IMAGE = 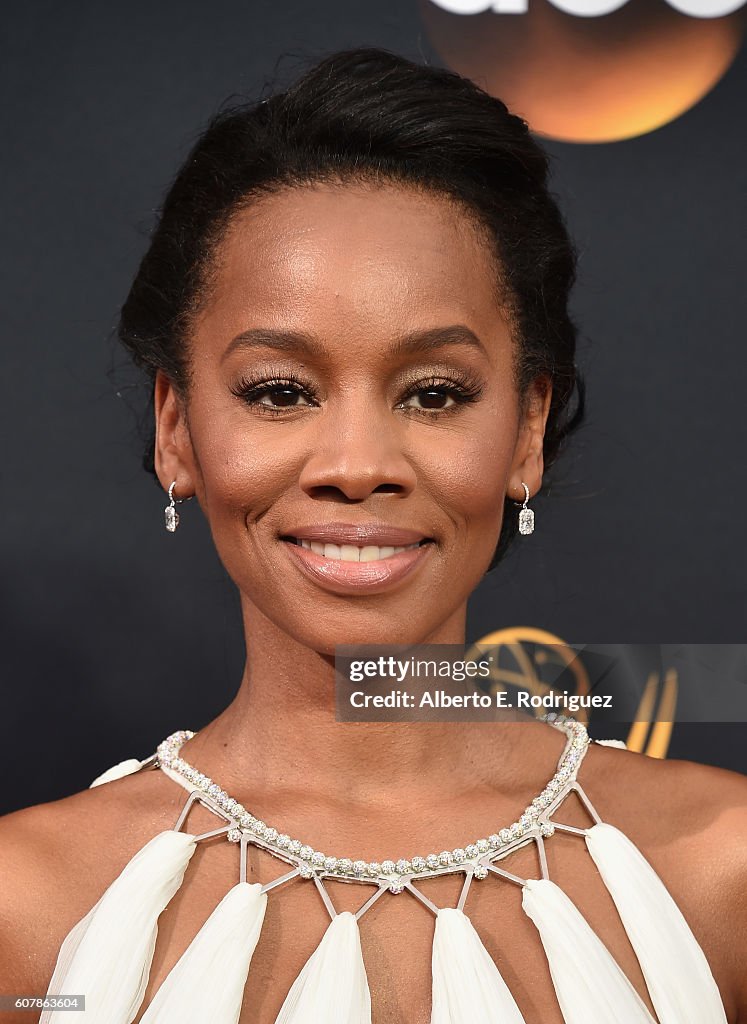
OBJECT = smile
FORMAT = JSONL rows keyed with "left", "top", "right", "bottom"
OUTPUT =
{"left": 286, "top": 538, "right": 426, "bottom": 561}
{"left": 279, "top": 528, "right": 435, "bottom": 594}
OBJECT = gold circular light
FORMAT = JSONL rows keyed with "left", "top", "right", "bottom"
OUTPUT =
{"left": 419, "top": 0, "right": 745, "bottom": 142}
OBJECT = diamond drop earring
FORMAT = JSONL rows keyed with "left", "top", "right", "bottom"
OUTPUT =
{"left": 513, "top": 481, "right": 534, "bottom": 535}
{"left": 164, "top": 480, "right": 191, "bottom": 533}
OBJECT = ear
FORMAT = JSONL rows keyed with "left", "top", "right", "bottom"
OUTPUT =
{"left": 153, "top": 370, "right": 197, "bottom": 500}
{"left": 508, "top": 375, "right": 553, "bottom": 503}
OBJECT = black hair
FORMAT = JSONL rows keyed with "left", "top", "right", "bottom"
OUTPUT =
{"left": 117, "top": 45, "right": 585, "bottom": 572}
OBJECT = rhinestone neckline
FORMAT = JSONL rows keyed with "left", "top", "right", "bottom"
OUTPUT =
{"left": 156, "top": 714, "right": 589, "bottom": 889}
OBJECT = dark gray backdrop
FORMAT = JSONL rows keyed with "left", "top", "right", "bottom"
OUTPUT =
{"left": 2, "top": 1, "right": 745, "bottom": 815}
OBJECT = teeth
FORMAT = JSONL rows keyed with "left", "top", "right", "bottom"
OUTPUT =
{"left": 297, "top": 540, "right": 422, "bottom": 561}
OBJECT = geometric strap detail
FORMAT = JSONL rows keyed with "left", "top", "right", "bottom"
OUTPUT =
{"left": 167, "top": 774, "right": 607, "bottom": 922}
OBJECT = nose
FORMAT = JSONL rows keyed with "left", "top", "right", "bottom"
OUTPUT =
{"left": 297, "top": 403, "right": 418, "bottom": 503}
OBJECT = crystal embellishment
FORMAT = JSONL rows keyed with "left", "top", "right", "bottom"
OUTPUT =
{"left": 155, "top": 715, "right": 589, "bottom": 888}
{"left": 164, "top": 505, "right": 179, "bottom": 532}
{"left": 518, "top": 507, "right": 534, "bottom": 535}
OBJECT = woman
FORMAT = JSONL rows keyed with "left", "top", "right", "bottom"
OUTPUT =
{"left": 1, "top": 46, "right": 745, "bottom": 1024}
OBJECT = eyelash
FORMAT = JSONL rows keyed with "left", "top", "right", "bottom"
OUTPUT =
{"left": 230, "top": 369, "right": 484, "bottom": 418}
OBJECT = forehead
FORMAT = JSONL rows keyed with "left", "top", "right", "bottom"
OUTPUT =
{"left": 198, "top": 181, "right": 508, "bottom": 344}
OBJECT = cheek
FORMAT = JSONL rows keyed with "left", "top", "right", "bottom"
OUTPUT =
{"left": 414, "top": 407, "right": 518, "bottom": 537}
{"left": 188, "top": 417, "right": 296, "bottom": 600}
{"left": 199, "top": 436, "right": 286, "bottom": 508}
{"left": 186, "top": 392, "right": 297, "bottom": 532}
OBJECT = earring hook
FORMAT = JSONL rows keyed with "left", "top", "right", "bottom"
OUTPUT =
{"left": 512, "top": 481, "right": 530, "bottom": 508}
{"left": 513, "top": 481, "right": 534, "bottom": 535}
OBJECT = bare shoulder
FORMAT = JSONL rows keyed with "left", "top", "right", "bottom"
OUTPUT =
{"left": 581, "top": 741, "right": 747, "bottom": 1021}
{"left": 581, "top": 740, "right": 747, "bottom": 842}
{"left": 0, "top": 768, "right": 183, "bottom": 997}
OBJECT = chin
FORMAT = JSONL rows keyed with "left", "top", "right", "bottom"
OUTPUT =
{"left": 304, "top": 620, "right": 437, "bottom": 655}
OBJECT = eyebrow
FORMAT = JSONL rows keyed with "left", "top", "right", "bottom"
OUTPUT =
{"left": 221, "top": 324, "right": 488, "bottom": 364}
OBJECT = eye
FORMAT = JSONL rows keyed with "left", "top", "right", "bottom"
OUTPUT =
{"left": 231, "top": 374, "right": 318, "bottom": 415}
{"left": 402, "top": 387, "right": 457, "bottom": 411}
{"left": 398, "top": 375, "right": 483, "bottom": 416}
{"left": 255, "top": 384, "right": 313, "bottom": 410}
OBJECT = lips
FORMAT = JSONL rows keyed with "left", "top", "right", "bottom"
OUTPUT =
{"left": 278, "top": 522, "right": 435, "bottom": 594}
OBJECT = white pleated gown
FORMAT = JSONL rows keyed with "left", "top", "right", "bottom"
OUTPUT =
{"left": 37, "top": 736, "right": 728, "bottom": 1024}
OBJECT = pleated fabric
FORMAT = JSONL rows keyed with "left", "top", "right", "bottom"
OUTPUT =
{"left": 430, "top": 906, "right": 527, "bottom": 1023}
{"left": 36, "top": 740, "right": 727, "bottom": 1024}
{"left": 138, "top": 881, "right": 267, "bottom": 1023}
{"left": 273, "top": 910, "right": 372, "bottom": 1023}
{"left": 40, "top": 830, "right": 197, "bottom": 1024}
{"left": 89, "top": 758, "right": 148, "bottom": 787}
{"left": 521, "top": 877, "right": 657, "bottom": 1023}
{"left": 586, "top": 822, "right": 727, "bottom": 1024}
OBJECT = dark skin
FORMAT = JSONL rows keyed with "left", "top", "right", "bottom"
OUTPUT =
{"left": 1, "top": 182, "right": 746, "bottom": 1024}
{"left": 153, "top": 180, "right": 551, "bottom": 809}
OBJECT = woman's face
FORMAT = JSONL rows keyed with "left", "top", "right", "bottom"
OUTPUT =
{"left": 155, "top": 181, "right": 550, "bottom": 651}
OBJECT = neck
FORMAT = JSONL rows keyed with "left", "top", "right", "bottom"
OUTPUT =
{"left": 177, "top": 599, "right": 564, "bottom": 816}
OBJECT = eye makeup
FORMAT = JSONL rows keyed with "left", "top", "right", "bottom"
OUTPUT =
{"left": 229, "top": 362, "right": 486, "bottom": 418}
